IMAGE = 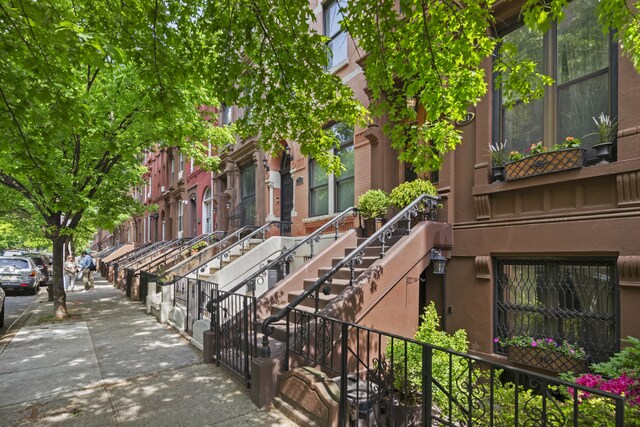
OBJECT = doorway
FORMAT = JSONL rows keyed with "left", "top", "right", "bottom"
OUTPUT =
{"left": 280, "top": 149, "right": 293, "bottom": 235}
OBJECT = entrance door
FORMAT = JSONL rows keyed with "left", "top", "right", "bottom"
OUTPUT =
{"left": 280, "top": 152, "right": 293, "bottom": 235}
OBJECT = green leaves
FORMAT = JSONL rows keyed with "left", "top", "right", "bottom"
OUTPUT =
{"left": 345, "top": 0, "right": 498, "bottom": 172}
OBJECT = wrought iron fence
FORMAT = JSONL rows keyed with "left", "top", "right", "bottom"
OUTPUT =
{"left": 285, "top": 308, "right": 626, "bottom": 427}
{"left": 172, "top": 276, "right": 218, "bottom": 334}
{"left": 125, "top": 268, "right": 134, "bottom": 297}
{"left": 495, "top": 258, "right": 618, "bottom": 363}
{"left": 174, "top": 275, "right": 189, "bottom": 308}
{"left": 208, "top": 287, "right": 257, "bottom": 387}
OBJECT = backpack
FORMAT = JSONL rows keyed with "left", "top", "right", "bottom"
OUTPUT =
{"left": 88, "top": 257, "right": 96, "bottom": 271}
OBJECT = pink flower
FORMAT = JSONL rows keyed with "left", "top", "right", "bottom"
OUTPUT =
{"left": 531, "top": 341, "right": 538, "bottom": 347}
{"left": 493, "top": 337, "right": 500, "bottom": 343}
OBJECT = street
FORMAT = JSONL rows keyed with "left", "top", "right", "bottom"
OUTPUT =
{"left": 0, "top": 287, "right": 41, "bottom": 337}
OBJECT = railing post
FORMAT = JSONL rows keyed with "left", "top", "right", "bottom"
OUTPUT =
{"left": 197, "top": 279, "right": 202, "bottom": 320}
{"left": 338, "top": 322, "right": 349, "bottom": 427}
{"left": 186, "top": 279, "right": 190, "bottom": 333}
{"left": 215, "top": 288, "right": 221, "bottom": 367}
{"left": 243, "top": 296, "right": 250, "bottom": 388}
{"left": 615, "top": 397, "right": 625, "bottom": 427}
{"left": 422, "top": 345, "right": 433, "bottom": 427}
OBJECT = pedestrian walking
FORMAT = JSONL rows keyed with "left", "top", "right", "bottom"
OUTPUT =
{"left": 63, "top": 255, "right": 77, "bottom": 292}
{"left": 79, "top": 250, "right": 95, "bottom": 291}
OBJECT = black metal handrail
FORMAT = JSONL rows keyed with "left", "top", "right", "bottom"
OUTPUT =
{"left": 96, "top": 243, "right": 124, "bottom": 258}
{"left": 125, "top": 238, "right": 188, "bottom": 270}
{"left": 186, "top": 221, "right": 291, "bottom": 279}
{"left": 217, "top": 206, "right": 358, "bottom": 301}
{"left": 112, "top": 242, "right": 157, "bottom": 264}
{"left": 120, "top": 239, "right": 180, "bottom": 269}
{"left": 260, "top": 193, "right": 439, "bottom": 357}
{"left": 157, "top": 225, "right": 258, "bottom": 281}
{"left": 136, "top": 231, "right": 226, "bottom": 274}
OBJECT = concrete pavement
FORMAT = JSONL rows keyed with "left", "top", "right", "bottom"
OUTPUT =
{"left": 0, "top": 274, "right": 296, "bottom": 426}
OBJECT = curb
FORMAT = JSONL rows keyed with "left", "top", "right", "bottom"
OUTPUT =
{"left": 0, "top": 288, "right": 48, "bottom": 356}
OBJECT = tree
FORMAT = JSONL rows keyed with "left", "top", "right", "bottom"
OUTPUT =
{"left": 1, "top": 0, "right": 637, "bottom": 318}
{"left": 0, "top": 0, "right": 363, "bottom": 318}
{"left": 343, "top": 0, "right": 640, "bottom": 172}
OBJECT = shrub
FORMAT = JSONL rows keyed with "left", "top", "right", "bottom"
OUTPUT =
{"left": 357, "top": 189, "right": 389, "bottom": 220}
{"left": 385, "top": 302, "right": 468, "bottom": 410}
{"left": 388, "top": 179, "right": 438, "bottom": 211}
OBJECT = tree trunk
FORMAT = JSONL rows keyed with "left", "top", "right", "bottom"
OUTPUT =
{"left": 51, "top": 235, "right": 69, "bottom": 319}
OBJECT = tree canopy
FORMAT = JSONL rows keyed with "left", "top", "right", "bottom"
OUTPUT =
{"left": 1, "top": 0, "right": 638, "bottom": 317}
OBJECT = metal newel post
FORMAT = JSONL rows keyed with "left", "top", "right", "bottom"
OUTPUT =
{"left": 422, "top": 346, "right": 433, "bottom": 427}
{"left": 338, "top": 322, "right": 349, "bottom": 427}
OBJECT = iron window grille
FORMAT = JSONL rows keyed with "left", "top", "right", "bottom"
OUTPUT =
{"left": 495, "top": 257, "right": 618, "bottom": 363}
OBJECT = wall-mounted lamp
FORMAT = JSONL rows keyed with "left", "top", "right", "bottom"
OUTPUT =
{"left": 406, "top": 96, "right": 417, "bottom": 110}
{"left": 225, "top": 202, "right": 231, "bottom": 209}
{"left": 430, "top": 248, "right": 447, "bottom": 275}
{"left": 262, "top": 158, "right": 269, "bottom": 171}
{"left": 285, "top": 146, "right": 292, "bottom": 161}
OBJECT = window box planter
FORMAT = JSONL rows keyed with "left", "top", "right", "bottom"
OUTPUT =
{"left": 504, "top": 148, "right": 587, "bottom": 181}
{"left": 507, "top": 346, "right": 588, "bottom": 374}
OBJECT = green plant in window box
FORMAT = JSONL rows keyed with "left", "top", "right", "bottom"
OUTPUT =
{"left": 527, "top": 141, "right": 547, "bottom": 155}
{"left": 551, "top": 136, "right": 582, "bottom": 151}
{"left": 508, "top": 151, "right": 525, "bottom": 162}
{"left": 497, "top": 335, "right": 588, "bottom": 373}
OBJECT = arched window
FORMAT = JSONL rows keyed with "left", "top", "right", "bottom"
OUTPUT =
{"left": 203, "top": 187, "right": 213, "bottom": 233}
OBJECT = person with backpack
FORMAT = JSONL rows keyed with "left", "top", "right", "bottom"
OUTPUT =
{"left": 79, "top": 250, "right": 95, "bottom": 291}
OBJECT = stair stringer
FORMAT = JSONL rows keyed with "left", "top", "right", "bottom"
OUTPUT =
{"left": 320, "top": 221, "right": 453, "bottom": 340}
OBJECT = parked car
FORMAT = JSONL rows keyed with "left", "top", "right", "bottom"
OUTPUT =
{"left": 0, "top": 287, "right": 5, "bottom": 328}
{"left": 0, "top": 256, "right": 41, "bottom": 295}
{"left": 23, "top": 253, "right": 51, "bottom": 286}
{"left": 2, "top": 250, "right": 24, "bottom": 256}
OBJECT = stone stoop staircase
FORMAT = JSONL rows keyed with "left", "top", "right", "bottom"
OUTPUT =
{"left": 189, "top": 238, "right": 263, "bottom": 282}
{"left": 255, "top": 231, "right": 405, "bottom": 356}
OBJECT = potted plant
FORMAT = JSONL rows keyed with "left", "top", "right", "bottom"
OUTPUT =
{"left": 489, "top": 140, "right": 507, "bottom": 182}
{"left": 388, "top": 179, "right": 438, "bottom": 228}
{"left": 191, "top": 240, "right": 207, "bottom": 253}
{"left": 357, "top": 189, "right": 389, "bottom": 236}
{"left": 590, "top": 113, "right": 617, "bottom": 164}
{"left": 496, "top": 335, "right": 588, "bottom": 374}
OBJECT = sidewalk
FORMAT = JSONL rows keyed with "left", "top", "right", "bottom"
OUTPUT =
{"left": 0, "top": 274, "right": 296, "bottom": 426}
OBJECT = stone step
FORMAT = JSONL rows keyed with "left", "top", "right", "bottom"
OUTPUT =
{"left": 287, "top": 289, "right": 336, "bottom": 310}
{"left": 331, "top": 255, "right": 378, "bottom": 269}
{"left": 317, "top": 266, "right": 366, "bottom": 280}
{"left": 302, "top": 278, "right": 350, "bottom": 293}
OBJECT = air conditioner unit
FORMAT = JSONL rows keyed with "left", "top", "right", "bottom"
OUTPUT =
{"left": 178, "top": 170, "right": 183, "bottom": 180}
{"left": 160, "top": 186, "right": 166, "bottom": 192}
